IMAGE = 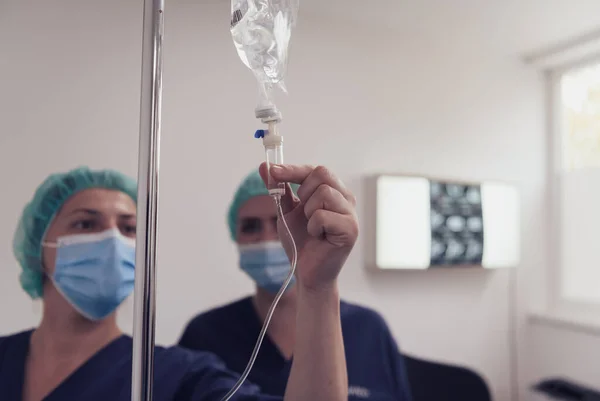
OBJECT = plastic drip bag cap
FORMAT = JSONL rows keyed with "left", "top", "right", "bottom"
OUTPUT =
{"left": 254, "top": 130, "right": 266, "bottom": 139}
{"left": 255, "top": 106, "right": 282, "bottom": 122}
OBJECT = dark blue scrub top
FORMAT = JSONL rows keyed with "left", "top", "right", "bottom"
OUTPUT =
{"left": 179, "top": 298, "right": 413, "bottom": 401}
{"left": 0, "top": 329, "right": 280, "bottom": 401}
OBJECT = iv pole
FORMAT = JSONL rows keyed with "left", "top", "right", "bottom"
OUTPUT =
{"left": 132, "top": 0, "right": 164, "bottom": 400}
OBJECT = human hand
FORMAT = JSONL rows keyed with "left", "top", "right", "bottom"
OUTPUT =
{"left": 258, "top": 163, "right": 359, "bottom": 292}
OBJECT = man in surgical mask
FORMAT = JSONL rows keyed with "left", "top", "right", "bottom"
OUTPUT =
{"left": 179, "top": 170, "right": 413, "bottom": 401}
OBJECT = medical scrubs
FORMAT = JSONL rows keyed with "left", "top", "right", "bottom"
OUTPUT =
{"left": 179, "top": 298, "right": 413, "bottom": 401}
{"left": 0, "top": 329, "right": 280, "bottom": 401}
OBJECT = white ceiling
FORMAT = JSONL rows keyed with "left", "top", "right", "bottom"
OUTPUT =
{"left": 300, "top": 0, "right": 600, "bottom": 56}
{"left": 120, "top": 0, "right": 600, "bottom": 57}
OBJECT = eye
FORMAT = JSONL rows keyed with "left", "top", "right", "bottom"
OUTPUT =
{"left": 240, "top": 218, "right": 262, "bottom": 234}
{"left": 122, "top": 224, "right": 137, "bottom": 236}
{"left": 71, "top": 219, "right": 96, "bottom": 231}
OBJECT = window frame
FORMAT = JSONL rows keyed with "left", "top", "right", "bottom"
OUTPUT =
{"left": 548, "top": 55, "right": 600, "bottom": 324}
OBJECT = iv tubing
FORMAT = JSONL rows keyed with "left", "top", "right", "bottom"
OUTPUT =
{"left": 220, "top": 195, "right": 298, "bottom": 401}
{"left": 131, "top": 0, "right": 164, "bottom": 400}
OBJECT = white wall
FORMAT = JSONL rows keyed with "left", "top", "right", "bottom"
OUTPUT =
{"left": 0, "top": 0, "right": 143, "bottom": 330}
{"left": 0, "top": 1, "right": 552, "bottom": 400}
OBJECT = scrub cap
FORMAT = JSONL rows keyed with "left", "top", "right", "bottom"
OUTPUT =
{"left": 227, "top": 170, "right": 299, "bottom": 240}
{"left": 13, "top": 166, "right": 138, "bottom": 299}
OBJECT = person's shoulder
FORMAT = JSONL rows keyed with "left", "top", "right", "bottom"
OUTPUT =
{"left": 341, "top": 300, "right": 388, "bottom": 323}
{"left": 154, "top": 344, "right": 281, "bottom": 400}
{"left": 178, "top": 296, "right": 253, "bottom": 349}
{"left": 0, "top": 329, "right": 33, "bottom": 347}
{"left": 340, "top": 300, "right": 393, "bottom": 333}
{"left": 153, "top": 341, "right": 238, "bottom": 387}
{"left": 155, "top": 342, "right": 225, "bottom": 368}
{"left": 186, "top": 296, "right": 252, "bottom": 328}
{"left": 0, "top": 329, "right": 34, "bottom": 361}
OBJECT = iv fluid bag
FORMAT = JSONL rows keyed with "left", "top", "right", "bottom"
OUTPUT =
{"left": 230, "top": 0, "right": 299, "bottom": 111}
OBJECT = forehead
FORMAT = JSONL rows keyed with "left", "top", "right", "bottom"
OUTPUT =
{"left": 237, "top": 195, "right": 275, "bottom": 219}
{"left": 58, "top": 188, "right": 136, "bottom": 217}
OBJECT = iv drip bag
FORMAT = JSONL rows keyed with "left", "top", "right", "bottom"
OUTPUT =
{"left": 230, "top": 0, "right": 299, "bottom": 116}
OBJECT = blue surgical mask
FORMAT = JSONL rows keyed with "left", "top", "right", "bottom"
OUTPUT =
{"left": 239, "top": 241, "right": 295, "bottom": 294}
{"left": 43, "top": 228, "right": 135, "bottom": 321}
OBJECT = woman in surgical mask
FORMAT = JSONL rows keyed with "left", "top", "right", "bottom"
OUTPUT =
{"left": 0, "top": 163, "right": 358, "bottom": 401}
{"left": 178, "top": 170, "right": 413, "bottom": 401}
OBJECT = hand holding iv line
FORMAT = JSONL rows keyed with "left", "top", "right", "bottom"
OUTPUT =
{"left": 220, "top": 161, "right": 359, "bottom": 401}
{"left": 224, "top": 1, "right": 300, "bottom": 398}
{"left": 226, "top": 0, "right": 361, "bottom": 388}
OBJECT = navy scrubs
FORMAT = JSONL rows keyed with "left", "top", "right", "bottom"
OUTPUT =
{"left": 0, "top": 329, "right": 280, "bottom": 401}
{"left": 179, "top": 298, "right": 413, "bottom": 401}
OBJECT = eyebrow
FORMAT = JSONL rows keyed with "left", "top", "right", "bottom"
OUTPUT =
{"left": 67, "top": 209, "right": 136, "bottom": 219}
{"left": 68, "top": 208, "right": 100, "bottom": 216}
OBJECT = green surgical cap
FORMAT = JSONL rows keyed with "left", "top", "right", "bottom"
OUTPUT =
{"left": 13, "top": 166, "right": 138, "bottom": 299}
{"left": 227, "top": 170, "right": 299, "bottom": 240}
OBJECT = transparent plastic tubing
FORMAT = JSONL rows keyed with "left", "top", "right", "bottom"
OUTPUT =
{"left": 131, "top": 0, "right": 164, "bottom": 400}
{"left": 219, "top": 196, "right": 298, "bottom": 401}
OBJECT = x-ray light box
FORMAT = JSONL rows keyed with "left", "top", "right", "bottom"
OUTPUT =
{"left": 374, "top": 175, "right": 520, "bottom": 270}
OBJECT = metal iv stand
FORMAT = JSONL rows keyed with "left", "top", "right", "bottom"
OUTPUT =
{"left": 132, "top": 0, "right": 164, "bottom": 400}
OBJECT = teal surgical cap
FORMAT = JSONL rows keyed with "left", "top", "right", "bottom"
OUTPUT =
{"left": 13, "top": 166, "right": 138, "bottom": 299}
{"left": 227, "top": 170, "right": 299, "bottom": 240}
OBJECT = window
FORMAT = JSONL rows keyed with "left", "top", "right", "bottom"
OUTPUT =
{"left": 552, "top": 59, "right": 600, "bottom": 313}
{"left": 561, "top": 63, "right": 600, "bottom": 171}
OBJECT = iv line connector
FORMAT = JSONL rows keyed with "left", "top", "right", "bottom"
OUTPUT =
{"left": 260, "top": 121, "right": 285, "bottom": 196}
